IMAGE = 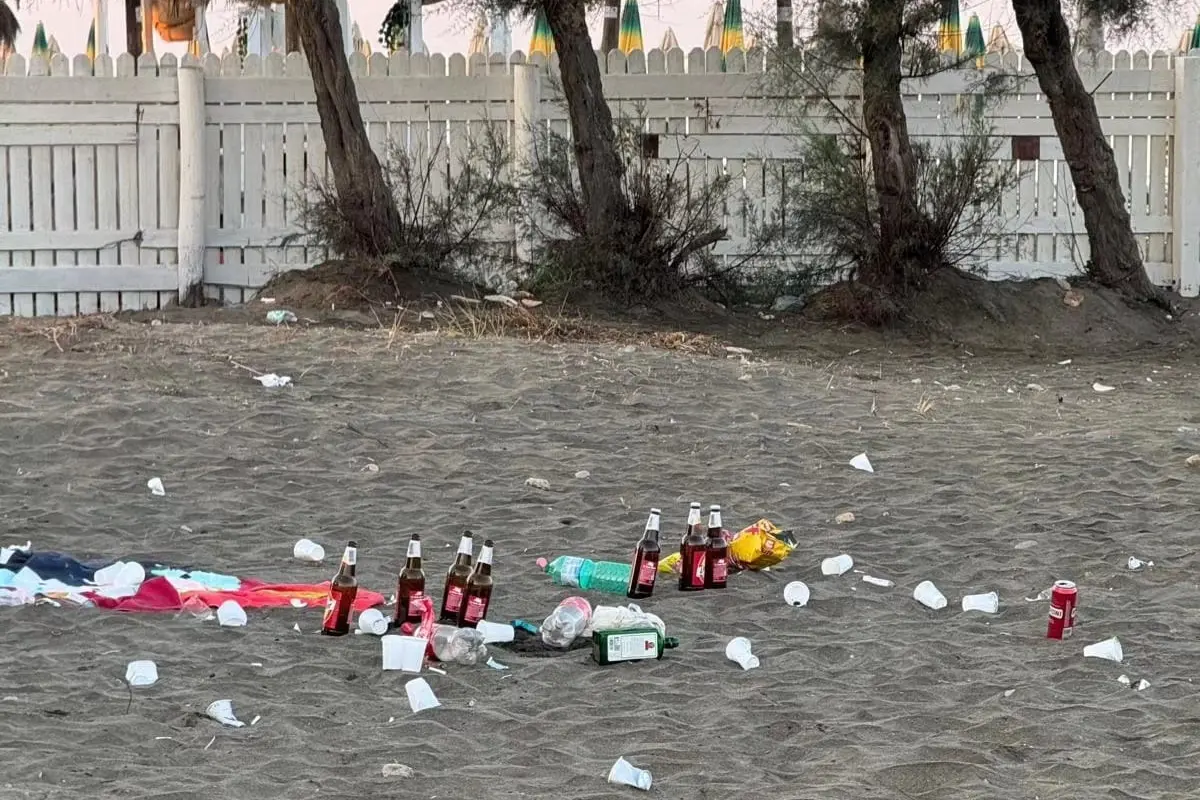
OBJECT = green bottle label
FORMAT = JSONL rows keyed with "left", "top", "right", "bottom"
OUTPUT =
{"left": 591, "top": 628, "right": 664, "bottom": 665}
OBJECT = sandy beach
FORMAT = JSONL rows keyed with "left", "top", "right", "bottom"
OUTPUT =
{"left": 1, "top": 317, "right": 1198, "bottom": 799}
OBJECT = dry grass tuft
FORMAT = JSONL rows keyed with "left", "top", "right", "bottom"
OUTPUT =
{"left": 1, "top": 314, "right": 118, "bottom": 352}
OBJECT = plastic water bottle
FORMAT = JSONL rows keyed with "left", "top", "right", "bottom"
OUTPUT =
{"left": 543, "top": 556, "right": 632, "bottom": 595}
{"left": 540, "top": 596, "right": 593, "bottom": 648}
{"left": 431, "top": 624, "right": 488, "bottom": 665}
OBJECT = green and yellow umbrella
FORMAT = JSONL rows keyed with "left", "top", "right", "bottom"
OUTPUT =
{"left": 938, "top": 0, "right": 961, "bottom": 56}
{"left": 964, "top": 13, "right": 985, "bottom": 67}
{"left": 31, "top": 21, "right": 50, "bottom": 60}
{"left": 529, "top": 8, "right": 554, "bottom": 58}
{"left": 1190, "top": 14, "right": 1200, "bottom": 52}
{"left": 87, "top": 21, "right": 97, "bottom": 63}
{"left": 618, "top": 0, "right": 643, "bottom": 54}
{"left": 720, "top": 0, "right": 743, "bottom": 54}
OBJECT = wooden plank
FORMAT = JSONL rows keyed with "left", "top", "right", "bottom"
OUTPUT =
{"left": 243, "top": 118, "right": 266, "bottom": 293}
{"left": 0, "top": 104, "right": 176, "bottom": 126}
{"left": 52, "top": 130, "right": 78, "bottom": 316}
{"left": 1146, "top": 134, "right": 1168, "bottom": 270}
{"left": 263, "top": 117, "right": 287, "bottom": 278}
{"left": 0, "top": 124, "right": 139, "bottom": 147}
{"left": 221, "top": 118, "right": 245, "bottom": 292}
{"left": 205, "top": 100, "right": 512, "bottom": 126}
{"left": 0, "top": 265, "right": 177, "bottom": 294}
{"left": 74, "top": 139, "right": 100, "bottom": 315}
{"left": 95, "top": 140, "right": 121, "bottom": 313}
{"left": 0, "top": 77, "right": 178, "bottom": 103}
{"left": 137, "top": 106, "right": 161, "bottom": 310}
{"left": 204, "top": 75, "right": 514, "bottom": 105}
{"left": 282, "top": 119, "right": 307, "bottom": 270}
{"left": 29, "top": 127, "right": 55, "bottom": 315}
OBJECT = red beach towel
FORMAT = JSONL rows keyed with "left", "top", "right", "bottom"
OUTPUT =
{"left": 87, "top": 577, "right": 385, "bottom": 613}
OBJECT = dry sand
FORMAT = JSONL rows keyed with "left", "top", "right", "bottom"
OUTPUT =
{"left": 1, "top": 318, "right": 1198, "bottom": 799}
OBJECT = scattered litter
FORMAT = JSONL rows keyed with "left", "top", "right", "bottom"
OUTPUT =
{"left": 382, "top": 635, "right": 427, "bottom": 672}
{"left": 834, "top": 512, "right": 856, "bottom": 524}
{"left": 961, "top": 591, "right": 999, "bottom": 614}
{"left": 608, "top": 757, "right": 653, "bottom": 791}
{"left": 725, "top": 637, "right": 759, "bottom": 671}
{"left": 520, "top": 298, "right": 543, "bottom": 308}
{"left": 821, "top": 554, "right": 853, "bottom": 576}
{"left": 1127, "top": 556, "right": 1153, "bottom": 570}
{"left": 1058, "top": 359, "right": 1073, "bottom": 365}
{"left": 382, "top": 763, "right": 415, "bottom": 779}
{"left": 1025, "top": 586, "right": 1052, "bottom": 602}
{"left": 266, "top": 310, "right": 297, "bottom": 324}
{"left": 253, "top": 373, "right": 292, "bottom": 388}
{"left": 1118, "top": 674, "right": 1131, "bottom": 687}
{"left": 849, "top": 453, "right": 874, "bottom": 473}
{"left": 1004, "top": 689, "right": 1016, "bottom": 697}
{"left": 293, "top": 623, "right": 302, "bottom": 633}
{"left": 290, "top": 598, "right": 306, "bottom": 608}
{"left": 1025, "top": 383, "right": 1046, "bottom": 392}
{"left": 450, "top": 294, "right": 481, "bottom": 305}
{"left": 861, "top": 575, "right": 894, "bottom": 588}
{"left": 405, "top": 678, "right": 441, "bottom": 713}
{"left": 913, "top": 580, "right": 948, "bottom": 610}
{"left": 426, "top": 666, "right": 447, "bottom": 676}
{"left": 486, "top": 657, "right": 509, "bottom": 671}
{"left": 357, "top": 608, "right": 388, "bottom": 636}
{"left": 147, "top": 478, "right": 166, "bottom": 497}
{"left": 249, "top": 715, "right": 261, "bottom": 726}
{"left": 1063, "top": 290, "right": 1083, "bottom": 308}
{"left": 206, "top": 699, "right": 245, "bottom": 727}
{"left": 361, "top": 463, "right": 379, "bottom": 473}
{"left": 1013, "top": 540, "right": 1038, "bottom": 550}
{"left": 1136, "top": 679, "right": 1151, "bottom": 691}
{"left": 1187, "top": 454, "right": 1200, "bottom": 468}
{"left": 217, "top": 600, "right": 247, "bottom": 627}
{"left": 477, "top": 620, "right": 515, "bottom": 643}
{"left": 1092, "top": 382, "right": 1115, "bottom": 393}
{"left": 293, "top": 538, "right": 325, "bottom": 562}
{"left": 574, "top": 470, "right": 591, "bottom": 479}
{"left": 1083, "top": 636, "right": 1123, "bottom": 663}
{"left": 0, "top": 541, "right": 31, "bottom": 566}
{"left": 724, "top": 346, "right": 753, "bottom": 355}
{"left": 783, "top": 581, "right": 810, "bottom": 607}
{"left": 525, "top": 477, "right": 551, "bottom": 490}
{"left": 419, "top": 310, "right": 436, "bottom": 321}
{"left": 483, "top": 294, "right": 519, "bottom": 308}
{"left": 180, "top": 596, "right": 214, "bottom": 620}
{"left": 125, "top": 660, "right": 158, "bottom": 687}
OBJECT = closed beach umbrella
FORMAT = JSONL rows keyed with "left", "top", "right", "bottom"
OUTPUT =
{"left": 87, "top": 21, "right": 97, "bottom": 63}
{"left": 660, "top": 27, "right": 679, "bottom": 51}
{"left": 31, "top": 21, "right": 49, "bottom": 59}
{"left": 529, "top": 7, "right": 554, "bottom": 58}
{"left": 720, "top": 0, "right": 744, "bottom": 54}
{"left": 352, "top": 21, "right": 371, "bottom": 57}
{"left": 964, "top": 13, "right": 985, "bottom": 66}
{"left": 703, "top": 1, "right": 723, "bottom": 51}
{"left": 468, "top": 15, "right": 486, "bottom": 56}
{"left": 938, "top": 0, "right": 961, "bottom": 56}
{"left": 0, "top": 2, "right": 18, "bottom": 57}
{"left": 618, "top": 0, "right": 643, "bottom": 55}
{"left": 986, "top": 23, "right": 1013, "bottom": 55}
{"left": 1191, "top": 14, "right": 1200, "bottom": 52}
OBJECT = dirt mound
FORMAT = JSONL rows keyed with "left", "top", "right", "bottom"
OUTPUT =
{"left": 256, "top": 260, "right": 484, "bottom": 312}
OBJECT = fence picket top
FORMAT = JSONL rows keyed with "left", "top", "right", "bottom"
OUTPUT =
{"left": 264, "top": 52, "right": 285, "bottom": 77}
{"left": 369, "top": 52, "right": 390, "bottom": 76}
{"left": 285, "top": 51, "right": 309, "bottom": 76}
{"left": 137, "top": 52, "right": 158, "bottom": 76}
{"left": 348, "top": 51, "right": 367, "bottom": 77}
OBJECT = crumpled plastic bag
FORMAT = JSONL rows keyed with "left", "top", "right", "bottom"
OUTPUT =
{"left": 659, "top": 518, "right": 795, "bottom": 574}
{"left": 591, "top": 603, "right": 666, "bottom": 637}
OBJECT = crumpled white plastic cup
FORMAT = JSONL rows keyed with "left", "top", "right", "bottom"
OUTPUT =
{"left": 405, "top": 678, "right": 441, "bottom": 713}
{"left": 821, "top": 554, "right": 853, "bottom": 576}
{"left": 608, "top": 757, "right": 653, "bottom": 791}
{"left": 293, "top": 538, "right": 325, "bottom": 562}
{"left": 913, "top": 580, "right": 948, "bottom": 610}
{"left": 725, "top": 637, "right": 760, "bottom": 671}
{"left": 475, "top": 619, "right": 515, "bottom": 643}
{"left": 783, "top": 581, "right": 810, "bottom": 607}
{"left": 357, "top": 608, "right": 388, "bottom": 636}
{"left": 206, "top": 699, "right": 245, "bottom": 727}
{"left": 1083, "top": 636, "right": 1123, "bottom": 663}
{"left": 125, "top": 660, "right": 158, "bottom": 687}
{"left": 217, "top": 600, "right": 248, "bottom": 627}
{"left": 961, "top": 591, "right": 999, "bottom": 614}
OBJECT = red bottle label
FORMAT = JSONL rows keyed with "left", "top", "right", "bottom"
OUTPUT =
{"left": 406, "top": 591, "right": 425, "bottom": 618}
{"left": 464, "top": 595, "right": 488, "bottom": 623}
{"left": 321, "top": 596, "right": 337, "bottom": 627}
{"left": 637, "top": 560, "right": 657, "bottom": 586}
{"left": 690, "top": 552, "right": 706, "bottom": 587}
{"left": 712, "top": 558, "right": 727, "bottom": 582}
{"left": 444, "top": 586, "right": 464, "bottom": 613}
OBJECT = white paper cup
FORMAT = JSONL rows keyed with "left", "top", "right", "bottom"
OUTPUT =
{"left": 607, "top": 757, "right": 653, "bottom": 791}
{"left": 476, "top": 620, "right": 515, "bottom": 644}
{"left": 404, "top": 677, "right": 441, "bottom": 713}
{"left": 125, "top": 660, "right": 158, "bottom": 687}
{"left": 821, "top": 554, "right": 854, "bottom": 576}
{"left": 725, "top": 636, "right": 760, "bottom": 671}
{"left": 383, "top": 635, "right": 427, "bottom": 673}
{"left": 206, "top": 699, "right": 245, "bottom": 727}
{"left": 849, "top": 453, "right": 874, "bottom": 473}
{"left": 913, "top": 580, "right": 948, "bottom": 610}
{"left": 1083, "top": 636, "right": 1123, "bottom": 663}
{"left": 217, "top": 600, "right": 248, "bottom": 627}
{"left": 783, "top": 581, "right": 810, "bottom": 607}
{"left": 293, "top": 538, "right": 325, "bottom": 562}
{"left": 357, "top": 608, "right": 388, "bottom": 636}
{"left": 961, "top": 591, "right": 999, "bottom": 613}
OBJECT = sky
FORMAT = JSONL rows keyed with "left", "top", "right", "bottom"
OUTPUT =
{"left": 3, "top": 0, "right": 1197, "bottom": 62}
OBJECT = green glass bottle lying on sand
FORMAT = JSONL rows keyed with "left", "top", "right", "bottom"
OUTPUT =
{"left": 543, "top": 555, "right": 631, "bottom": 595}
{"left": 591, "top": 627, "right": 672, "bottom": 665}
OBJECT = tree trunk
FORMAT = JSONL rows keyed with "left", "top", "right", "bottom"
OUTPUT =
{"left": 541, "top": 0, "right": 629, "bottom": 237}
{"left": 289, "top": 0, "right": 403, "bottom": 256}
{"left": 1011, "top": 0, "right": 1164, "bottom": 304}
{"left": 859, "top": 0, "right": 923, "bottom": 292}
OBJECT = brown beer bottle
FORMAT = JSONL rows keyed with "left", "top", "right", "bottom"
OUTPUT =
{"left": 439, "top": 530, "right": 475, "bottom": 624}
{"left": 393, "top": 533, "right": 427, "bottom": 627}
{"left": 679, "top": 505, "right": 707, "bottom": 592}
{"left": 457, "top": 538, "right": 494, "bottom": 628}
{"left": 627, "top": 508, "right": 662, "bottom": 599}
{"left": 683, "top": 502, "right": 702, "bottom": 545}
{"left": 320, "top": 540, "right": 359, "bottom": 636}
{"left": 704, "top": 505, "right": 729, "bottom": 589}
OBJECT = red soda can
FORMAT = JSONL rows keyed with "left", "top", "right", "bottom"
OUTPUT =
{"left": 1046, "top": 580, "right": 1078, "bottom": 639}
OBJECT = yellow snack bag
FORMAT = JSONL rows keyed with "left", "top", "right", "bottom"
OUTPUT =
{"left": 728, "top": 519, "right": 796, "bottom": 571}
{"left": 658, "top": 550, "right": 682, "bottom": 575}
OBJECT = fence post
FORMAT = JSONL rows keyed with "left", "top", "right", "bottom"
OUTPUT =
{"left": 512, "top": 62, "right": 541, "bottom": 267}
{"left": 1174, "top": 55, "right": 1200, "bottom": 297}
{"left": 176, "top": 60, "right": 206, "bottom": 305}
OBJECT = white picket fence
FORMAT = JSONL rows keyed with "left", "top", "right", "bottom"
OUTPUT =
{"left": 0, "top": 47, "right": 1198, "bottom": 316}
